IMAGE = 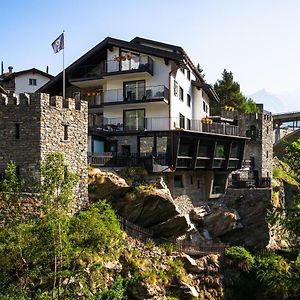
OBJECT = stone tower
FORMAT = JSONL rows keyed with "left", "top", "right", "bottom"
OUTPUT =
{"left": 237, "top": 106, "right": 273, "bottom": 186}
{"left": 0, "top": 93, "right": 88, "bottom": 207}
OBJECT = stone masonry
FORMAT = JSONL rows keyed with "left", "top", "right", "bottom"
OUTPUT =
{"left": 238, "top": 110, "right": 273, "bottom": 180}
{"left": 0, "top": 93, "right": 88, "bottom": 207}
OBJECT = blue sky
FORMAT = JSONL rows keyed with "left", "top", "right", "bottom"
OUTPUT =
{"left": 1, "top": 0, "right": 300, "bottom": 96}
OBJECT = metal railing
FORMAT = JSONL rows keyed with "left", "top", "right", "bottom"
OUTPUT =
{"left": 90, "top": 116, "right": 240, "bottom": 136}
{"left": 88, "top": 152, "right": 168, "bottom": 169}
{"left": 103, "top": 85, "right": 169, "bottom": 104}
{"left": 106, "top": 55, "right": 153, "bottom": 74}
{"left": 117, "top": 214, "right": 227, "bottom": 254}
{"left": 246, "top": 129, "right": 262, "bottom": 140}
{"left": 228, "top": 176, "right": 271, "bottom": 188}
{"left": 210, "top": 107, "right": 239, "bottom": 119}
{"left": 70, "top": 55, "right": 153, "bottom": 80}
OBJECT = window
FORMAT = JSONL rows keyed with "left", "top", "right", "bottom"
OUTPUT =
{"left": 187, "top": 70, "right": 191, "bottom": 80}
{"left": 29, "top": 78, "right": 37, "bottom": 86}
{"left": 174, "top": 175, "right": 183, "bottom": 188}
{"left": 179, "top": 87, "right": 184, "bottom": 101}
{"left": 174, "top": 81, "right": 178, "bottom": 96}
{"left": 230, "top": 143, "right": 242, "bottom": 158}
{"left": 179, "top": 113, "right": 185, "bottom": 129}
{"left": 197, "top": 142, "right": 210, "bottom": 157}
{"left": 139, "top": 137, "right": 154, "bottom": 155}
{"left": 156, "top": 136, "right": 168, "bottom": 155}
{"left": 15, "top": 123, "right": 20, "bottom": 139}
{"left": 124, "top": 109, "right": 145, "bottom": 131}
{"left": 123, "top": 80, "right": 145, "bottom": 101}
{"left": 212, "top": 173, "right": 227, "bottom": 195}
{"left": 16, "top": 166, "right": 20, "bottom": 176}
{"left": 187, "top": 94, "right": 191, "bottom": 107}
{"left": 203, "top": 101, "right": 208, "bottom": 113}
{"left": 187, "top": 118, "right": 191, "bottom": 130}
{"left": 180, "top": 67, "right": 185, "bottom": 75}
{"left": 120, "top": 50, "right": 140, "bottom": 71}
{"left": 63, "top": 125, "right": 68, "bottom": 140}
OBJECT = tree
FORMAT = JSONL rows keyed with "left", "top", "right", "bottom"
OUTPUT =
{"left": 196, "top": 63, "right": 205, "bottom": 78}
{"left": 0, "top": 161, "right": 24, "bottom": 204}
{"left": 213, "top": 69, "right": 259, "bottom": 113}
{"left": 0, "top": 152, "right": 124, "bottom": 299}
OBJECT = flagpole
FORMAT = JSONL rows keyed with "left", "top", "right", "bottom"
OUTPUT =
{"left": 62, "top": 30, "right": 65, "bottom": 99}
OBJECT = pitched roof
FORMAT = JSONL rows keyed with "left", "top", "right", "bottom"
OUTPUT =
{"left": 39, "top": 36, "right": 206, "bottom": 93}
{"left": 191, "top": 80, "right": 220, "bottom": 103}
{"left": 0, "top": 68, "right": 53, "bottom": 82}
{"left": 0, "top": 85, "right": 7, "bottom": 94}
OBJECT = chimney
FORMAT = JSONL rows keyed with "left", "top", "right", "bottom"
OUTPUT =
{"left": 1, "top": 61, "right": 3, "bottom": 75}
{"left": 8, "top": 66, "right": 13, "bottom": 73}
{"left": 46, "top": 65, "right": 49, "bottom": 74}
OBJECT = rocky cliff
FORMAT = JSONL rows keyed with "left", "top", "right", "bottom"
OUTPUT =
{"left": 89, "top": 168, "right": 273, "bottom": 249}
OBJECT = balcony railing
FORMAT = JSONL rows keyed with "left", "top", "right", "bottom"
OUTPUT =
{"left": 103, "top": 85, "right": 169, "bottom": 104}
{"left": 90, "top": 117, "right": 240, "bottom": 136}
{"left": 245, "top": 129, "right": 262, "bottom": 141}
{"left": 88, "top": 152, "right": 167, "bottom": 169}
{"left": 70, "top": 55, "right": 153, "bottom": 80}
{"left": 106, "top": 55, "right": 153, "bottom": 74}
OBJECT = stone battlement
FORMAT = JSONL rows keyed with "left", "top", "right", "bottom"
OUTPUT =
{"left": 0, "top": 93, "right": 87, "bottom": 112}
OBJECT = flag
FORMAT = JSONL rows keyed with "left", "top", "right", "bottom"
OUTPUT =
{"left": 51, "top": 33, "right": 64, "bottom": 53}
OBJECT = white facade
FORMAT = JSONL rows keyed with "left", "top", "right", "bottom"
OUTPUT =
{"left": 102, "top": 46, "right": 212, "bottom": 131}
{"left": 15, "top": 72, "right": 51, "bottom": 93}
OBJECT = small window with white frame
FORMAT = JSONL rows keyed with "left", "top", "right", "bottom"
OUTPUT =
{"left": 29, "top": 78, "right": 37, "bottom": 86}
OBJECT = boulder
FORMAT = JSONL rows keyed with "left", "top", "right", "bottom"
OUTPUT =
{"left": 204, "top": 205, "right": 239, "bottom": 237}
{"left": 89, "top": 168, "right": 181, "bottom": 229}
{"left": 180, "top": 282, "right": 199, "bottom": 299}
{"left": 189, "top": 206, "right": 208, "bottom": 225}
{"left": 88, "top": 168, "right": 129, "bottom": 200}
{"left": 150, "top": 214, "right": 191, "bottom": 239}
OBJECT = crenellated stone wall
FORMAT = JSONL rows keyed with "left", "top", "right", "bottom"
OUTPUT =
{"left": 0, "top": 92, "right": 88, "bottom": 208}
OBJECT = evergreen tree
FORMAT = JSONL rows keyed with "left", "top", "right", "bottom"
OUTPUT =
{"left": 213, "top": 69, "right": 259, "bottom": 113}
{"left": 196, "top": 63, "right": 205, "bottom": 78}
{"left": 213, "top": 69, "right": 246, "bottom": 108}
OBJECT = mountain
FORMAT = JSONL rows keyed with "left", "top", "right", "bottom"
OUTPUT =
{"left": 249, "top": 89, "right": 285, "bottom": 113}
{"left": 249, "top": 89, "right": 300, "bottom": 114}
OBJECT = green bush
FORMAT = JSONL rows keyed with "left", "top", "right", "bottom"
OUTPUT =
{"left": 225, "top": 246, "right": 255, "bottom": 271}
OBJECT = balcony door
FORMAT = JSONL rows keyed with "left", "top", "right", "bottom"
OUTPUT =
{"left": 124, "top": 109, "right": 145, "bottom": 131}
{"left": 121, "top": 50, "right": 140, "bottom": 71}
{"left": 124, "top": 80, "right": 145, "bottom": 101}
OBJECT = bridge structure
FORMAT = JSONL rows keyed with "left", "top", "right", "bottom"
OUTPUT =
{"left": 273, "top": 111, "right": 300, "bottom": 143}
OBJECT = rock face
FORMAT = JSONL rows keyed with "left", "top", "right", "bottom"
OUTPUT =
{"left": 221, "top": 188, "right": 272, "bottom": 248}
{"left": 204, "top": 204, "right": 241, "bottom": 238}
{"left": 89, "top": 169, "right": 189, "bottom": 239}
{"left": 89, "top": 168, "right": 273, "bottom": 248}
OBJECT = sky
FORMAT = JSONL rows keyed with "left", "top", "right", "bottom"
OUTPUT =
{"left": 1, "top": 0, "right": 300, "bottom": 99}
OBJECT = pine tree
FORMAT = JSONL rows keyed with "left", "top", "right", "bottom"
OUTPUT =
{"left": 197, "top": 63, "right": 205, "bottom": 78}
{"left": 213, "top": 69, "right": 245, "bottom": 108}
